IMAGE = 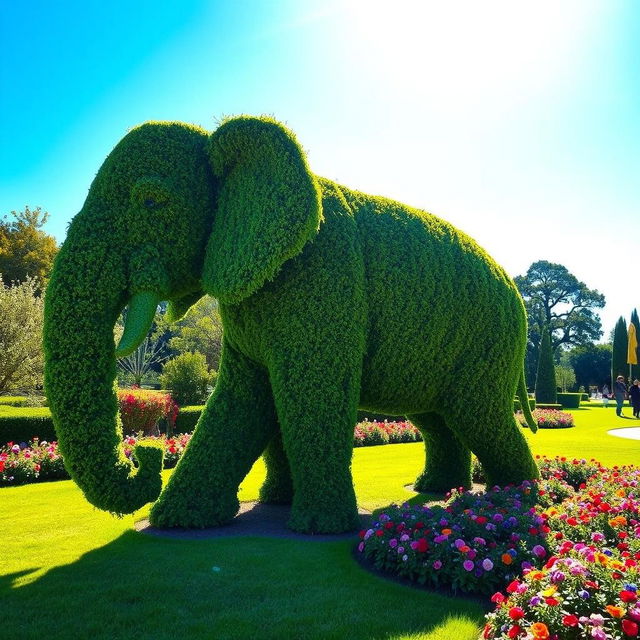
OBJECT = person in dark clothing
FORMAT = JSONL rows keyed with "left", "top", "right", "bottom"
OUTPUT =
{"left": 614, "top": 375, "right": 628, "bottom": 417}
{"left": 629, "top": 379, "right": 640, "bottom": 419}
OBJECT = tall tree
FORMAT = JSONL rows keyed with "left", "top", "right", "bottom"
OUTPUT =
{"left": 535, "top": 326, "right": 557, "bottom": 404}
{"left": 611, "top": 316, "right": 628, "bottom": 382}
{"left": 515, "top": 260, "right": 605, "bottom": 385}
{"left": 0, "top": 276, "right": 44, "bottom": 392}
{"left": 568, "top": 343, "right": 612, "bottom": 390}
{"left": 631, "top": 308, "right": 640, "bottom": 381}
{"left": 0, "top": 206, "right": 58, "bottom": 290}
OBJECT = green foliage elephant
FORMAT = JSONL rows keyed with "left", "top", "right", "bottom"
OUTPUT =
{"left": 43, "top": 115, "right": 538, "bottom": 534}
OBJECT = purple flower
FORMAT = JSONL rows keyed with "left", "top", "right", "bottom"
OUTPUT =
{"left": 528, "top": 596, "right": 542, "bottom": 606}
{"left": 389, "top": 538, "right": 398, "bottom": 548}
{"left": 463, "top": 560, "right": 474, "bottom": 571}
{"left": 482, "top": 558, "right": 494, "bottom": 571}
{"left": 550, "top": 571, "right": 565, "bottom": 583}
{"left": 532, "top": 545, "right": 546, "bottom": 558}
{"left": 433, "top": 560, "right": 442, "bottom": 570}
{"left": 578, "top": 589, "right": 590, "bottom": 599}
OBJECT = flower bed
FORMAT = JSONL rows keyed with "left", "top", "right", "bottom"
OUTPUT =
{"left": 0, "top": 420, "right": 419, "bottom": 486}
{"left": 118, "top": 388, "right": 178, "bottom": 436}
{"left": 517, "top": 409, "right": 575, "bottom": 429}
{"left": 358, "top": 459, "right": 639, "bottom": 617}
{"left": 354, "top": 420, "right": 421, "bottom": 446}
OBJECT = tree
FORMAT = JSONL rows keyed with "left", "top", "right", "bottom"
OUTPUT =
{"left": 568, "top": 343, "right": 612, "bottom": 390}
{"left": 612, "top": 316, "right": 628, "bottom": 382}
{"left": 165, "top": 296, "right": 222, "bottom": 371}
{"left": 160, "top": 352, "right": 213, "bottom": 406}
{"left": 631, "top": 308, "right": 640, "bottom": 381}
{"left": 0, "top": 207, "right": 58, "bottom": 290}
{"left": 0, "top": 276, "right": 44, "bottom": 392}
{"left": 554, "top": 364, "right": 576, "bottom": 393}
{"left": 535, "top": 327, "right": 557, "bottom": 404}
{"left": 515, "top": 261, "right": 605, "bottom": 384}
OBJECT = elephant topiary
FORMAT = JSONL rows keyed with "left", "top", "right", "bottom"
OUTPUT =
{"left": 43, "top": 115, "right": 538, "bottom": 534}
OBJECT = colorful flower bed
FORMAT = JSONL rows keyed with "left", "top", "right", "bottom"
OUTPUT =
{"left": 118, "top": 388, "right": 178, "bottom": 435}
{"left": 358, "top": 459, "right": 640, "bottom": 637}
{"left": 517, "top": 409, "right": 575, "bottom": 429}
{"left": 0, "top": 421, "right": 419, "bottom": 486}
{"left": 354, "top": 420, "right": 421, "bottom": 446}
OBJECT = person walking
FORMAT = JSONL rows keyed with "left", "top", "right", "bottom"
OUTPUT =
{"left": 602, "top": 384, "right": 610, "bottom": 408}
{"left": 629, "top": 379, "right": 640, "bottom": 419}
{"left": 613, "top": 375, "right": 628, "bottom": 417}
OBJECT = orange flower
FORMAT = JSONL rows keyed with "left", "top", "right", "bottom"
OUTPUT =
{"left": 605, "top": 605, "right": 625, "bottom": 618}
{"left": 530, "top": 622, "right": 549, "bottom": 639}
{"left": 441, "top": 528, "right": 452, "bottom": 535}
{"left": 501, "top": 553, "right": 513, "bottom": 565}
{"left": 528, "top": 571, "right": 545, "bottom": 581}
{"left": 609, "top": 516, "right": 628, "bottom": 527}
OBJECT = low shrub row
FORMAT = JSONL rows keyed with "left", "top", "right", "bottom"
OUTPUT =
{"left": 556, "top": 392, "right": 583, "bottom": 409}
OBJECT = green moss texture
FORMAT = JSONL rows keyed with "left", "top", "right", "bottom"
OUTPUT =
{"left": 44, "top": 116, "right": 538, "bottom": 533}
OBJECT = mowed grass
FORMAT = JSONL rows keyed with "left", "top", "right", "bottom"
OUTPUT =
{"left": 1, "top": 405, "right": 638, "bottom": 639}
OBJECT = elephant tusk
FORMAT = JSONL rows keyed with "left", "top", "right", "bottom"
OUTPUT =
{"left": 115, "top": 291, "right": 160, "bottom": 358}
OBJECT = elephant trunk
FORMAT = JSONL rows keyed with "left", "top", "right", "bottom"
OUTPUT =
{"left": 43, "top": 216, "right": 163, "bottom": 514}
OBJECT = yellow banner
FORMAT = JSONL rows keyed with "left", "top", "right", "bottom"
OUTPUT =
{"left": 629, "top": 323, "right": 638, "bottom": 365}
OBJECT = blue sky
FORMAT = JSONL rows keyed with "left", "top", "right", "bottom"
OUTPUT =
{"left": 1, "top": 0, "right": 638, "bottom": 337}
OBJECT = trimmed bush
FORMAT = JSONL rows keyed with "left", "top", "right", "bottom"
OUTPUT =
{"left": 535, "top": 327, "right": 557, "bottom": 404}
{"left": 0, "top": 396, "right": 29, "bottom": 407}
{"left": 160, "top": 352, "right": 212, "bottom": 406}
{"left": 174, "top": 405, "right": 204, "bottom": 433}
{"left": 0, "top": 407, "right": 55, "bottom": 444}
{"left": 556, "top": 392, "right": 582, "bottom": 409}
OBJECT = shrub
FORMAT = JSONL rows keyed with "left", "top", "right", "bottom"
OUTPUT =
{"left": 117, "top": 388, "right": 178, "bottom": 436}
{"left": 0, "top": 396, "right": 28, "bottom": 407}
{"left": 556, "top": 392, "right": 583, "bottom": 409}
{"left": 160, "top": 352, "right": 212, "bottom": 406}
{"left": 516, "top": 409, "right": 574, "bottom": 429}
{"left": 354, "top": 420, "right": 421, "bottom": 447}
{"left": 535, "top": 328, "right": 557, "bottom": 405}
{"left": 0, "top": 407, "right": 55, "bottom": 443}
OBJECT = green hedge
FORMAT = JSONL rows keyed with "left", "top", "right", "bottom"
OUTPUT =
{"left": 0, "top": 407, "right": 55, "bottom": 444}
{"left": 513, "top": 398, "right": 536, "bottom": 412}
{"left": 556, "top": 393, "right": 583, "bottom": 409}
{"left": 0, "top": 405, "right": 201, "bottom": 445}
{"left": 0, "top": 396, "right": 29, "bottom": 407}
{"left": 536, "top": 403, "right": 563, "bottom": 410}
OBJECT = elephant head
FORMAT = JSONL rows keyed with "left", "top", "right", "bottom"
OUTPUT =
{"left": 44, "top": 116, "right": 322, "bottom": 514}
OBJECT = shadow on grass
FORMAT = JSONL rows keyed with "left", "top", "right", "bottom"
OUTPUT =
{"left": 0, "top": 530, "right": 484, "bottom": 640}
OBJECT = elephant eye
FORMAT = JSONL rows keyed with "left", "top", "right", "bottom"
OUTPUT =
{"left": 144, "top": 198, "right": 160, "bottom": 209}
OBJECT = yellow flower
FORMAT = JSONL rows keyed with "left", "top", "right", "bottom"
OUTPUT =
{"left": 541, "top": 586, "right": 557, "bottom": 597}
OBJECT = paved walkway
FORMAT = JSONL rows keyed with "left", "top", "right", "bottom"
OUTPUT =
{"left": 608, "top": 427, "right": 640, "bottom": 440}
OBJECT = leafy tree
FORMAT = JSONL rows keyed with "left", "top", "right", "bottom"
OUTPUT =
{"left": 0, "top": 276, "right": 44, "bottom": 392}
{"left": 612, "top": 316, "right": 628, "bottom": 382}
{"left": 515, "top": 261, "right": 605, "bottom": 384}
{"left": 568, "top": 343, "right": 612, "bottom": 390}
{"left": 554, "top": 364, "right": 576, "bottom": 393}
{"left": 0, "top": 207, "right": 58, "bottom": 291}
{"left": 535, "top": 327, "right": 557, "bottom": 404}
{"left": 165, "top": 296, "right": 222, "bottom": 371}
{"left": 160, "top": 352, "right": 214, "bottom": 406}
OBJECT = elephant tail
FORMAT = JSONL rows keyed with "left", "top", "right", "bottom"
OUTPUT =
{"left": 517, "top": 370, "right": 538, "bottom": 433}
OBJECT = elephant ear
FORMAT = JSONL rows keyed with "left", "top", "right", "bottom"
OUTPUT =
{"left": 202, "top": 116, "right": 322, "bottom": 304}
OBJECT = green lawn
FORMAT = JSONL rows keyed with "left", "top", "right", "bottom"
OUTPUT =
{"left": 1, "top": 405, "right": 638, "bottom": 639}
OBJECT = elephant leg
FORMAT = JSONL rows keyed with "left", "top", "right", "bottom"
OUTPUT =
{"left": 259, "top": 429, "right": 294, "bottom": 504}
{"left": 149, "top": 341, "right": 278, "bottom": 528}
{"left": 269, "top": 357, "right": 362, "bottom": 534}
{"left": 445, "top": 400, "right": 539, "bottom": 489}
{"left": 408, "top": 412, "right": 472, "bottom": 493}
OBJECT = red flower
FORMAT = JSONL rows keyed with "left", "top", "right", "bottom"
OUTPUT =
{"left": 415, "top": 538, "right": 428, "bottom": 553}
{"left": 622, "top": 619, "right": 638, "bottom": 637}
{"left": 562, "top": 615, "right": 578, "bottom": 627}
{"left": 375, "top": 530, "right": 384, "bottom": 537}
{"left": 544, "top": 597, "right": 560, "bottom": 607}
{"left": 621, "top": 590, "right": 638, "bottom": 603}
{"left": 506, "top": 580, "right": 521, "bottom": 593}
{"left": 508, "top": 607, "right": 524, "bottom": 620}
{"left": 507, "top": 625, "right": 522, "bottom": 639}
{"left": 490, "top": 592, "right": 505, "bottom": 604}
